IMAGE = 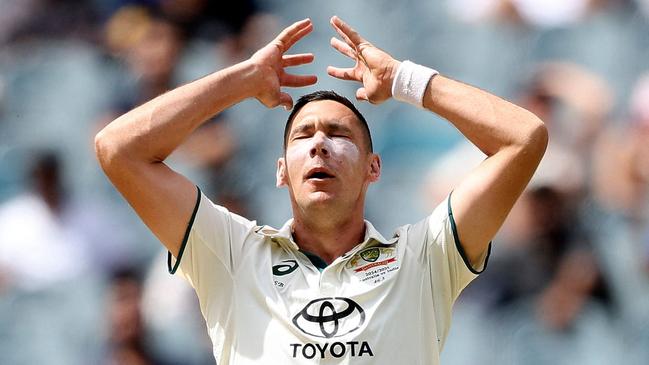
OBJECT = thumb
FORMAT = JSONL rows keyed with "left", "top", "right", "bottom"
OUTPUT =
{"left": 279, "top": 92, "right": 293, "bottom": 110}
{"left": 356, "top": 87, "right": 369, "bottom": 102}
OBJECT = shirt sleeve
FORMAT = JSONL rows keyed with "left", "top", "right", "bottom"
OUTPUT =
{"left": 425, "top": 192, "right": 491, "bottom": 302}
{"left": 407, "top": 193, "right": 491, "bottom": 348}
{"left": 166, "top": 187, "right": 256, "bottom": 299}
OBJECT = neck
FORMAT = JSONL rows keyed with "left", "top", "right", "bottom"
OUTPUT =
{"left": 291, "top": 210, "right": 366, "bottom": 264}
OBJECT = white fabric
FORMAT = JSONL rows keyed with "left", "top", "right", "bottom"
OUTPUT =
{"left": 0, "top": 194, "right": 89, "bottom": 290}
{"left": 391, "top": 60, "right": 438, "bottom": 108}
{"left": 169, "top": 191, "right": 487, "bottom": 364}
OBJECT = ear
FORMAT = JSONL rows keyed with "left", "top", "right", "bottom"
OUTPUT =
{"left": 368, "top": 153, "right": 381, "bottom": 183}
{"left": 276, "top": 157, "right": 288, "bottom": 187}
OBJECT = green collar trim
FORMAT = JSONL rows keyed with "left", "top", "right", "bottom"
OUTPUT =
{"left": 301, "top": 250, "right": 329, "bottom": 271}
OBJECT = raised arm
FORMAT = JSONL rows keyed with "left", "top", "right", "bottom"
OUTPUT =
{"left": 95, "top": 19, "right": 316, "bottom": 257}
{"left": 327, "top": 16, "right": 547, "bottom": 267}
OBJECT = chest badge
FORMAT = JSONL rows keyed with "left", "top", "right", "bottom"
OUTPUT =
{"left": 359, "top": 247, "right": 380, "bottom": 262}
{"left": 347, "top": 246, "right": 399, "bottom": 284}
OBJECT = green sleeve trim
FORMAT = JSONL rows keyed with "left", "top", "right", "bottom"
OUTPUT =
{"left": 167, "top": 186, "right": 202, "bottom": 274}
{"left": 447, "top": 191, "right": 491, "bottom": 275}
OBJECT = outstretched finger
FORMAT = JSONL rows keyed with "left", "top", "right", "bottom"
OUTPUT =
{"left": 274, "top": 18, "right": 313, "bottom": 52}
{"left": 330, "top": 16, "right": 367, "bottom": 48}
{"left": 283, "top": 22, "right": 314, "bottom": 51}
{"left": 282, "top": 53, "right": 315, "bottom": 67}
{"left": 330, "top": 20, "right": 356, "bottom": 51}
{"left": 326, "top": 66, "right": 359, "bottom": 81}
{"left": 281, "top": 73, "right": 318, "bottom": 87}
{"left": 330, "top": 37, "right": 356, "bottom": 60}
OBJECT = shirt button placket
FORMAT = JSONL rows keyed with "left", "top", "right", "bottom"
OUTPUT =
{"left": 319, "top": 267, "right": 337, "bottom": 296}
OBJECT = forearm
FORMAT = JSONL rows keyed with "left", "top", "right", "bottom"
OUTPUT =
{"left": 326, "top": 16, "right": 549, "bottom": 265}
{"left": 90, "top": 18, "right": 313, "bottom": 257}
{"left": 95, "top": 61, "right": 259, "bottom": 167}
{"left": 422, "top": 74, "right": 548, "bottom": 263}
{"left": 422, "top": 75, "right": 547, "bottom": 157}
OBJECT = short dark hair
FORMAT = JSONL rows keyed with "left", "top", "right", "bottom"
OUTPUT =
{"left": 283, "top": 90, "right": 373, "bottom": 152}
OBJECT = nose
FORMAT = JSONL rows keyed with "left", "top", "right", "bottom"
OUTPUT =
{"left": 309, "top": 133, "right": 330, "bottom": 158}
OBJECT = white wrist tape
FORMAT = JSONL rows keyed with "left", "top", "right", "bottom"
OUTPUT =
{"left": 391, "top": 60, "right": 438, "bottom": 108}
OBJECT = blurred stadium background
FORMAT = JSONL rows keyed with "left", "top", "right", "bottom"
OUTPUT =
{"left": 0, "top": 0, "right": 648, "bottom": 364}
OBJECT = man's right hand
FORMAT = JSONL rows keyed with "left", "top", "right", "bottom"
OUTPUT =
{"left": 248, "top": 18, "right": 317, "bottom": 110}
{"left": 95, "top": 19, "right": 315, "bottom": 259}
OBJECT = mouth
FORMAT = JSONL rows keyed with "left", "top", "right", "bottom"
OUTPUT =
{"left": 305, "top": 167, "right": 336, "bottom": 181}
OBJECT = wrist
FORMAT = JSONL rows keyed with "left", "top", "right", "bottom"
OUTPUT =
{"left": 235, "top": 60, "right": 265, "bottom": 99}
{"left": 387, "top": 60, "right": 402, "bottom": 96}
{"left": 390, "top": 60, "right": 439, "bottom": 108}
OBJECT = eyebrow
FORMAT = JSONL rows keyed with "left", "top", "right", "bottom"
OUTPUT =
{"left": 290, "top": 120, "right": 353, "bottom": 138}
{"left": 327, "top": 122, "right": 353, "bottom": 135}
{"left": 290, "top": 123, "right": 314, "bottom": 137}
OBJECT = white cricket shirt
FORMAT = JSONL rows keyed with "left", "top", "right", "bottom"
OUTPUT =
{"left": 168, "top": 187, "right": 490, "bottom": 364}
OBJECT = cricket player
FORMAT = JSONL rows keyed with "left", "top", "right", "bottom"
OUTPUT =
{"left": 95, "top": 16, "right": 547, "bottom": 364}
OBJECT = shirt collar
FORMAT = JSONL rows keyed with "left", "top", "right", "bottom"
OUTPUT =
{"left": 363, "top": 220, "right": 396, "bottom": 245}
{"left": 257, "top": 218, "right": 397, "bottom": 251}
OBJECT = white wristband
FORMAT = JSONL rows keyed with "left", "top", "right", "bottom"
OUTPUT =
{"left": 391, "top": 60, "right": 438, "bottom": 108}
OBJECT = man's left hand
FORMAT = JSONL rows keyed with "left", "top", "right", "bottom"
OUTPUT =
{"left": 327, "top": 16, "right": 401, "bottom": 104}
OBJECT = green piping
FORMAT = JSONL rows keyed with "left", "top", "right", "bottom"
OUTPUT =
{"left": 301, "top": 250, "right": 329, "bottom": 271}
{"left": 167, "top": 186, "right": 202, "bottom": 274}
{"left": 447, "top": 191, "right": 491, "bottom": 275}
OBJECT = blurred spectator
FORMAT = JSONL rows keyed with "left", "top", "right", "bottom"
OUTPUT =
{"left": 588, "top": 73, "right": 649, "bottom": 330}
{"left": 104, "top": 6, "right": 185, "bottom": 107}
{"left": 519, "top": 62, "right": 613, "bottom": 159}
{"left": 0, "top": 152, "right": 107, "bottom": 364}
{"left": 463, "top": 183, "right": 612, "bottom": 312}
{"left": 424, "top": 61, "right": 612, "bottom": 206}
{"left": 431, "top": 61, "right": 621, "bottom": 362}
{"left": 0, "top": 0, "right": 99, "bottom": 44}
{"left": 0, "top": 152, "right": 90, "bottom": 291}
{"left": 594, "top": 73, "right": 649, "bottom": 222}
{"left": 0, "top": 149, "right": 139, "bottom": 278}
{"left": 158, "top": 0, "right": 262, "bottom": 42}
{"left": 141, "top": 252, "right": 214, "bottom": 365}
{"left": 104, "top": 268, "right": 175, "bottom": 365}
{"left": 100, "top": 5, "right": 246, "bottom": 206}
{"left": 447, "top": 0, "right": 621, "bottom": 27}
{"left": 494, "top": 247, "right": 620, "bottom": 365}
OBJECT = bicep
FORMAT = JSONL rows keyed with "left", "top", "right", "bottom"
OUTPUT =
{"left": 450, "top": 147, "right": 541, "bottom": 265}
{"left": 102, "top": 159, "right": 197, "bottom": 258}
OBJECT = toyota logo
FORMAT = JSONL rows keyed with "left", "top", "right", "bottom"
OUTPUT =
{"left": 292, "top": 297, "right": 365, "bottom": 338}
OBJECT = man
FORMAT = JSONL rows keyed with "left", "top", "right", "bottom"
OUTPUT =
{"left": 95, "top": 16, "right": 547, "bottom": 364}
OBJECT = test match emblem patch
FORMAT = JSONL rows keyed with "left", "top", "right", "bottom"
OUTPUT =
{"left": 359, "top": 247, "right": 380, "bottom": 262}
{"left": 347, "top": 246, "right": 399, "bottom": 283}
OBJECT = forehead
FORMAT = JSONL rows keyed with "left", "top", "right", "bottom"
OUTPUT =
{"left": 290, "top": 100, "right": 361, "bottom": 131}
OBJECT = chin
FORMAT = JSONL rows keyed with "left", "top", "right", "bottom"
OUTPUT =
{"left": 304, "top": 191, "right": 338, "bottom": 206}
